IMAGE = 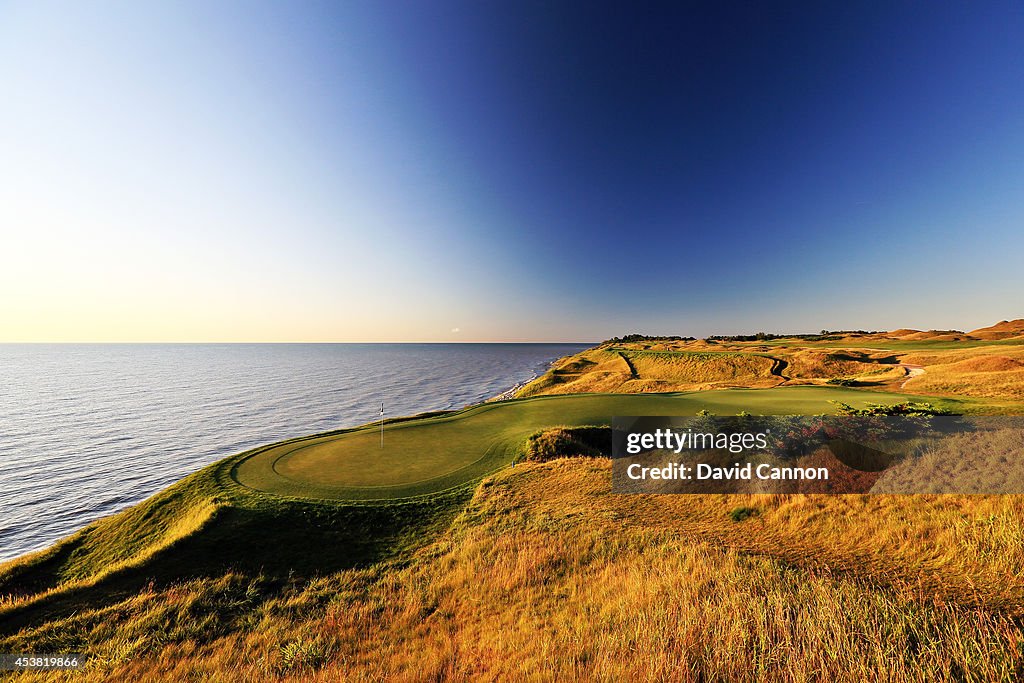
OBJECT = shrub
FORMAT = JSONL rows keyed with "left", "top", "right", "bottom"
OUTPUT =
{"left": 524, "top": 426, "right": 610, "bottom": 462}
{"left": 829, "top": 401, "right": 953, "bottom": 416}
{"left": 278, "top": 637, "right": 328, "bottom": 673}
{"left": 729, "top": 507, "right": 759, "bottom": 522}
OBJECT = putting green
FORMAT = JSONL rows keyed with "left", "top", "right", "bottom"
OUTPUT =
{"left": 231, "top": 386, "right": 963, "bottom": 501}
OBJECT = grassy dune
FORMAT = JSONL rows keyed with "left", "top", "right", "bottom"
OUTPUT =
{"left": 902, "top": 355, "right": 1024, "bottom": 401}
{"left": 0, "top": 462, "right": 469, "bottom": 638}
{"left": 518, "top": 333, "right": 1024, "bottom": 402}
{"left": 6, "top": 459, "right": 1023, "bottom": 681}
{"left": 518, "top": 348, "right": 780, "bottom": 395}
{"left": 621, "top": 349, "right": 778, "bottom": 388}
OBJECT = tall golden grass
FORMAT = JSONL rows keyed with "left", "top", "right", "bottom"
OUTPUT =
{"left": 519, "top": 339, "right": 1024, "bottom": 401}
{"left": 8, "top": 459, "right": 1023, "bottom": 682}
{"left": 519, "top": 349, "right": 780, "bottom": 396}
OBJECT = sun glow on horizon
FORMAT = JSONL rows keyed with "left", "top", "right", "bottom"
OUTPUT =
{"left": 2, "top": 3, "right": 1023, "bottom": 342}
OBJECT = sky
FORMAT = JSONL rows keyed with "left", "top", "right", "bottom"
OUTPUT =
{"left": 1, "top": 1, "right": 1022, "bottom": 342}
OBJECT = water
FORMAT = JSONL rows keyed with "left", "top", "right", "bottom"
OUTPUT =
{"left": 0, "top": 343, "right": 589, "bottom": 562}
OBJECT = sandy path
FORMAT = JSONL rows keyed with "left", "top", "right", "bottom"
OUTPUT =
{"left": 898, "top": 363, "right": 925, "bottom": 388}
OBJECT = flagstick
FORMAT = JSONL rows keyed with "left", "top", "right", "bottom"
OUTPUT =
{"left": 380, "top": 402, "right": 384, "bottom": 448}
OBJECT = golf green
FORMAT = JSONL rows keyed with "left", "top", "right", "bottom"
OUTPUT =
{"left": 230, "top": 386, "right": 960, "bottom": 501}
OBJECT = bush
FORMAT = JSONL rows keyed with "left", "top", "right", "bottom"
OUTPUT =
{"left": 277, "top": 637, "right": 329, "bottom": 673}
{"left": 523, "top": 426, "right": 610, "bottom": 462}
{"left": 829, "top": 401, "right": 952, "bottom": 416}
{"left": 729, "top": 507, "right": 759, "bottom": 522}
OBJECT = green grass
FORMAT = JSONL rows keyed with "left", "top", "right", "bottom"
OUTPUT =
{"left": 231, "top": 386, "right": 970, "bottom": 501}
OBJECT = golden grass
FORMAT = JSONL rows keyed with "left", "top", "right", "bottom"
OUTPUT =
{"left": 904, "top": 364, "right": 1024, "bottom": 401}
{"left": 9, "top": 459, "right": 1024, "bottom": 682}
{"left": 900, "top": 346, "right": 1024, "bottom": 368}
{"left": 518, "top": 339, "right": 1024, "bottom": 403}
{"left": 969, "top": 319, "right": 1024, "bottom": 340}
{"left": 0, "top": 497, "right": 220, "bottom": 608}
{"left": 519, "top": 348, "right": 780, "bottom": 396}
{"left": 625, "top": 350, "right": 775, "bottom": 384}
{"left": 518, "top": 350, "right": 633, "bottom": 397}
{"left": 784, "top": 349, "right": 893, "bottom": 381}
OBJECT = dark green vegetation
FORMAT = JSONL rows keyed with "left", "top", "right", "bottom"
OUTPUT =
{"left": 729, "top": 506, "right": 760, "bottom": 522}
{"left": 830, "top": 400, "right": 952, "bottom": 416}
{"left": 709, "top": 332, "right": 853, "bottom": 342}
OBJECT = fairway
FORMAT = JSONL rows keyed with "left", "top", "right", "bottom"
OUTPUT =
{"left": 231, "top": 386, "right": 964, "bottom": 502}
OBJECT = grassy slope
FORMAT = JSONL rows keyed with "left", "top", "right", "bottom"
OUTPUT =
{"left": 5, "top": 459, "right": 1023, "bottom": 681}
{"left": 3, "top": 334, "right": 1024, "bottom": 680}
{"left": 519, "top": 336, "right": 1024, "bottom": 402}
{"left": 0, "top": 454, "right": 471, "bottom": 637}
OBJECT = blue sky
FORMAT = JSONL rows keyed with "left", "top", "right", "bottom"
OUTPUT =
{"left": 1, "top": 1, "right": 1022, "bottom": 341}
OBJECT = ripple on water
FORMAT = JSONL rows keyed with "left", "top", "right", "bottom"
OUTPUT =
{"left": 0, "top": 343, "right": 588, "bottom": 562}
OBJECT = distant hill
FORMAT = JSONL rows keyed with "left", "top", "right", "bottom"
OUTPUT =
{"left": 969, "top": 319, "right": 1024, "bottom": 340}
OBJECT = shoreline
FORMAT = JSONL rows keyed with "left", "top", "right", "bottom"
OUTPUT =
{"left": 488, "top": 351, "right": 577, "bottom": 402}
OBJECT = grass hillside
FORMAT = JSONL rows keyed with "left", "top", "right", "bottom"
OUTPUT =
{"left": 4, "top": 322, "right": 1024, "bottom": 680}
{"left": 969, "top": 319, "right": 1024, "bottom": 340}
{"left": 518, "top": 347, "right": 782, "bottom": 395}
{"left": 0, "top": 455, "right": 469, "bottom": 639}
{"left": 517, "top": 327, "right": 1024, "bottom": 403}
{"left": 901, "top": 354, "right": 1024, "bottom": 401}
{"left": 5, "top": 458, "right": 1023, "bottom": 681}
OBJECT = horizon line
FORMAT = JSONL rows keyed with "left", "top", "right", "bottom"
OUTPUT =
{"left": 0, "top": 340, "right": 600, "bottom": 345}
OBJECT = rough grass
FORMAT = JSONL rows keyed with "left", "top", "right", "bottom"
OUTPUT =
{"left": 0, "top": 454, "right": 472, "bottom": 639}
{"left": 517, "top": 350, "right": 633, "bottom": 396}
{"left": 519, "top": 338, "right": 1024, "bottom": 403}
{"left": 784, "top": 349, "right": 900, "bottom": 381}
{"left": 518, "top": 348, "right": 779, "bottom": 395}
{"left": 522, "top": 426, "right": 609, "bottom": 462}
{"left": 7, "top": 459, "right": 1024, "bottom": 682}
{"left": 620, "top": 349, "right": 777, "bottom": 386}
{"left": 904, "top": 358, "right": 1024, "bottom": 401}
{"left": 874, "top": 427, "right": 1024, "bottom": 494}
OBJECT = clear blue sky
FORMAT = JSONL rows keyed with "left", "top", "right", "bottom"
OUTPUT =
{"left": 2, "top": 1, "right": 1022, "bottom": 341}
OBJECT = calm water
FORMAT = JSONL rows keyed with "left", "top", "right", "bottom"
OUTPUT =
{"left": 0, "top": 343, "right": 589, "bottom": 562}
